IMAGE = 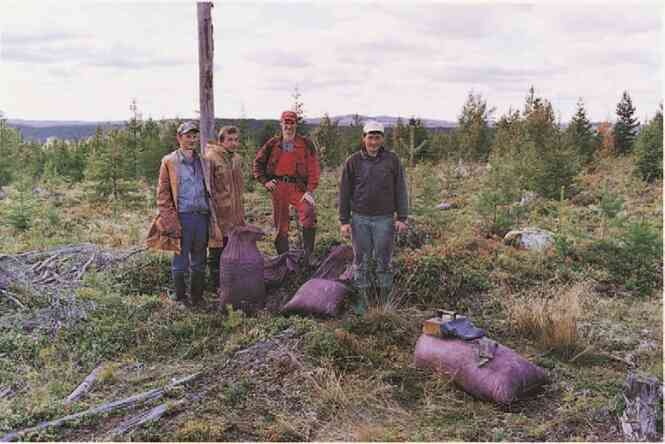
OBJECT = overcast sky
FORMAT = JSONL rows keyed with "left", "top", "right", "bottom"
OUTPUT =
{"left": 1, "top": 0, "right": 662, "bottom": 123}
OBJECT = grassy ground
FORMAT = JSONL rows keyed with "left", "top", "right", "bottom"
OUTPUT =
{"left": 0, "top": 155, "right": 662, "bottom": 441}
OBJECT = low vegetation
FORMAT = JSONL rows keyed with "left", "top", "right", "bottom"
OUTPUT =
{"left": 0, "top": 89, "right": 662, "bottom": 441}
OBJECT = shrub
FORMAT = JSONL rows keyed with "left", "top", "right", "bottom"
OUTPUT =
{"left": 394, "top": 248, "right": 490, "bottom": 309}
{"left": 634, "top": 106, "right": 663, "bottom": 183}
{"left": 505, "top": 282, "right": 589, "bottom": 358}
{"left": 3, "top": 180, "right": 36, "bottom": 232}
{"left": 582, "top": 220, "right": 662, "bottom": 296}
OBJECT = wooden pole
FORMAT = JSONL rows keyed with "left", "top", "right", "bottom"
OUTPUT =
{"left": 197, "top": 2, "right": 215, "bottom": 160}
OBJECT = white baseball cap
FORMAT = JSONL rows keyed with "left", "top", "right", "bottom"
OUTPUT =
{"left": 363, "top": 121, "right": 384, "bottom": 134}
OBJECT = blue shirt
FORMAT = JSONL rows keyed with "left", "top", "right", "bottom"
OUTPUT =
{"left": 176, "top": 149, "right": 209, "bottom": 214}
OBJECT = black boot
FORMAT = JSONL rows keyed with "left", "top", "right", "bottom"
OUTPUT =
{"left": 207, "top": 247, "right": 222, "bottom": 291}
{"left": 275, "top": 234, "right": 289, "bottom": 255}
{"left": 302, "top": 227, "right": 316, "bottom": 266}
{"left": 190, "top": 271, "right": 205, "bottom": 307}
{"left": 173, "top": 271, "right": 187, "bottom": 303}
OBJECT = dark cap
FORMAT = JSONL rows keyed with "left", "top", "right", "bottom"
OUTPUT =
{"left": 176, "top": 121, "right": 199, "bottom": 136}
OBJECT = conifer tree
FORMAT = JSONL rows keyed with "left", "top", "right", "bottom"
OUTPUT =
{"left": 456, "top": 91, "right": 495, "bottom": 161}
{"left": 634, "top": 104, "right": 663, "bottom": 182}
{"left": 85, "top": 129, "right": 132, "bottom": 200}
{"left": 126, "top": 99, "right": 143, "bottom": 179}
{"left": 313, "top": 114, "right": 343, "bottom": 168}
{"left": 614, "top": 91, "right": 639, "bottom": 154}
{"left": 566, "top": 98, "right": 598, "bottom": 163}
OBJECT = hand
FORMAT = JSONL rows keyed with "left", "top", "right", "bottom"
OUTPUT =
{"left": 394, "top": 220, "right": 408, "bottom": 234}
{"left": 265, "top": 179, "right": 277, "bottom": 191}
{"left": 340, "top": 224, "right": 351, "bottom": 239}
{"left": 300, "top": 192, "right": 315, "bottom": 206}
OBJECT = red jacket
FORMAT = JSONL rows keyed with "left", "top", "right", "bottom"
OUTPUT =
{"left": 253, "top": 134, "right": 320, "bottom": 193}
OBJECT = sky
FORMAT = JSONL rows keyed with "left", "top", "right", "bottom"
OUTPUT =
{"left": 1, "top": 0, "right": 663, "bottom": 123}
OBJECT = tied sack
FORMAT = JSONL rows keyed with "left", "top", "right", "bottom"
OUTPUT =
{"left": 414, "top": 334, "right": 548, "bottom": 404}
{"left": 218, "top": 225, "right": 266, "bottom": 313}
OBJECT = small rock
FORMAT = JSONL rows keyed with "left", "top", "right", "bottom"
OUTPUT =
{"left": 454, "top": 160, "right": 469, "bottom": 178}
{"left": 504, "top": 227, "right": 555, "bottom": 251}
{"left": 0, "top": 188, "right": 7, "bottom": 200}
{"left": 32, "top": 187, "right": 48, "bottom": 197}
{"left": 435, "top": 201, "right": 458, "bottom": 210}
{"left": 519, "top": 191, "right": 539, "bottom": 206}
{"left": 638, "top": 340, "right": 657, "bottom": 352}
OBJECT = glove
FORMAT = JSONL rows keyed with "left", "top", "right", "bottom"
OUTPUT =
{"left": 301, "top": 192, "right": 315, "bottom": 206}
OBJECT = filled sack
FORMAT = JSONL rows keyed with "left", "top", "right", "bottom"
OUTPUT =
{"left": 414, "top": 334, "right": 548, "bottom": 404}
{"left": 263, "top": 250, "right": 304, "bottom": 288}
{"left": 282, "top": 278, "right": 350, "bottom": 317}
{"left": 218, "top": 225, "right": 266, "bottom": 313}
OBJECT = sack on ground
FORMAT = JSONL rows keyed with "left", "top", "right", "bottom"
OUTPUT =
{"left": 282, "top": 278, "right": 350, "bottom": 317}
{"left": 414, "top": 334, "right": 548, "bottom": 404}
{"left": 311, "top": 244, "right": 353, "bottom": 282}
{"left": 218, "top": 225, "right": 266, "bottom": 313}
{"left": 264, "top": 250, "right": 304, "bottom": 288}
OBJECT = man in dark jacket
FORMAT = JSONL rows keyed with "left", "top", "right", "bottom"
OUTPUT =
{"left": 339, "top": 121, "right": 408, "bottom": 315}
{"left": 253, "top": 111, "right": 321, "bottom": 264}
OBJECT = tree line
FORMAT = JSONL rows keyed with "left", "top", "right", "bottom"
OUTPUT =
{"left": 0, "top": 87, "right": 661, "bottom": 202}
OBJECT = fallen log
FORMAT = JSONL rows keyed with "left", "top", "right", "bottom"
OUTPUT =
{"left": 105, "top": 402, "right": 173, "bottom": 438}
{"left": 0, "top": 373, "right": 200, "bottom": 442}
{"left": 63, "top": 364, "right": 104, "bottom": 405}
{"left": 0, "top": 289, "right": 26, "bottom": 309}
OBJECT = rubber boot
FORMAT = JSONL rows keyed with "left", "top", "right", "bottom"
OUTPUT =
{"left": 173, "top": 271, "right": 187, "bottom": 303}
{"left": 275, "top": 234, "right": 289, "bottom": 255}
{"left": 302, "top": 227, "right": 316, "bottom": 267}
{"left": 190, "top": 271, "right": 205, "bottom": 307}
{"left": 207, "top": 247, "right": 222, "bottom": 292}
{"left": 352, "top": 287, "right": 369, "bottom": 316}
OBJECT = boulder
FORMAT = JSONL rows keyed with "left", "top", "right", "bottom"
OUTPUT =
{"left": 504, "top": 228, "right": 555, "bottom": 251}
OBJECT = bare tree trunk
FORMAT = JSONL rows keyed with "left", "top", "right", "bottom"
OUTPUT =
{"left": 197, "top": 1, "right": 215, "bottom": 163}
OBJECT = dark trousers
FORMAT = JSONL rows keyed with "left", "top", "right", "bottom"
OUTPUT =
{"left": 207, "top": 236, "right": 229, "bottom": 276}
{"left": 172, "top": 212, "right": 209, "bottom": 276}
{"left": 351, "top": 213, "right": 395, "bottom": 289}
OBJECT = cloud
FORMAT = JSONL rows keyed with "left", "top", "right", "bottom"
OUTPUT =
{"left": 1, "top": 35, "right": 192, "bottom": 69}
{"left": 1, "top": 30, "right": 89, "bottom": 45}
{"left": 432, "top": 64, "right": 563, "bottom": 85}
{"left": 246, "top": 49, "right": 310, "bottom": 69}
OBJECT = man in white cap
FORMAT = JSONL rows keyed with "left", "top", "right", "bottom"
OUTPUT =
{"left": 338, "top": 120, "right": 408, "bottom": 315}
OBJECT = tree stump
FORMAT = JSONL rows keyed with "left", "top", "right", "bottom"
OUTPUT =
{"left": 619, "top": 372, "right": 663, "bottom": 442}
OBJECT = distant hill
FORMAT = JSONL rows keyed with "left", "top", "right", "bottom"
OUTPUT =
{"left": 304, "top": 114, "right": 456, "bottom": 128}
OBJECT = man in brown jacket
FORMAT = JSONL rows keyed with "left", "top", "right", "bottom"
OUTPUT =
{"left": 205, "top": 125, "right": 246, "bottom": 291}
{"left": 146, "top": 121, "right": 224, "bottom": 306}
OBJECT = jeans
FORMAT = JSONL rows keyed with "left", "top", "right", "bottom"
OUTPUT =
{"left": 351, "top": 213, "right": 395, "bottom": 289}
{"left": 172, "top": 212, "right": 209, "bottom": 276}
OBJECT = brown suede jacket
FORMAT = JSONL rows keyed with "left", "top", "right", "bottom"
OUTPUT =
{"left": 145, "top": 149, "right": 225, "bottom": 254}
{"left": 205, "top": 142, "right": 245, "bottom": 237}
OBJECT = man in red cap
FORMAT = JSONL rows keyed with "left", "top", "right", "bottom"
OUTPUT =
{"left": 253, "top": 110, "right": 320, "bottom": 264}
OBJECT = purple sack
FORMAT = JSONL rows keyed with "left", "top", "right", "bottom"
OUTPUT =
{"left": 282, "top": 278, "right": 350, "bottom": 317}
{"left": 414, "top": 334, "right": 548, "bottom": 404}
{"left": 311, "top": 245, "right": 353, "bottom": 282}
{"left": 263, "top": 250, "right": 303, "bottom": 288}
{"left": 218, "top": 225, "right": 266, "bottom": 313}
